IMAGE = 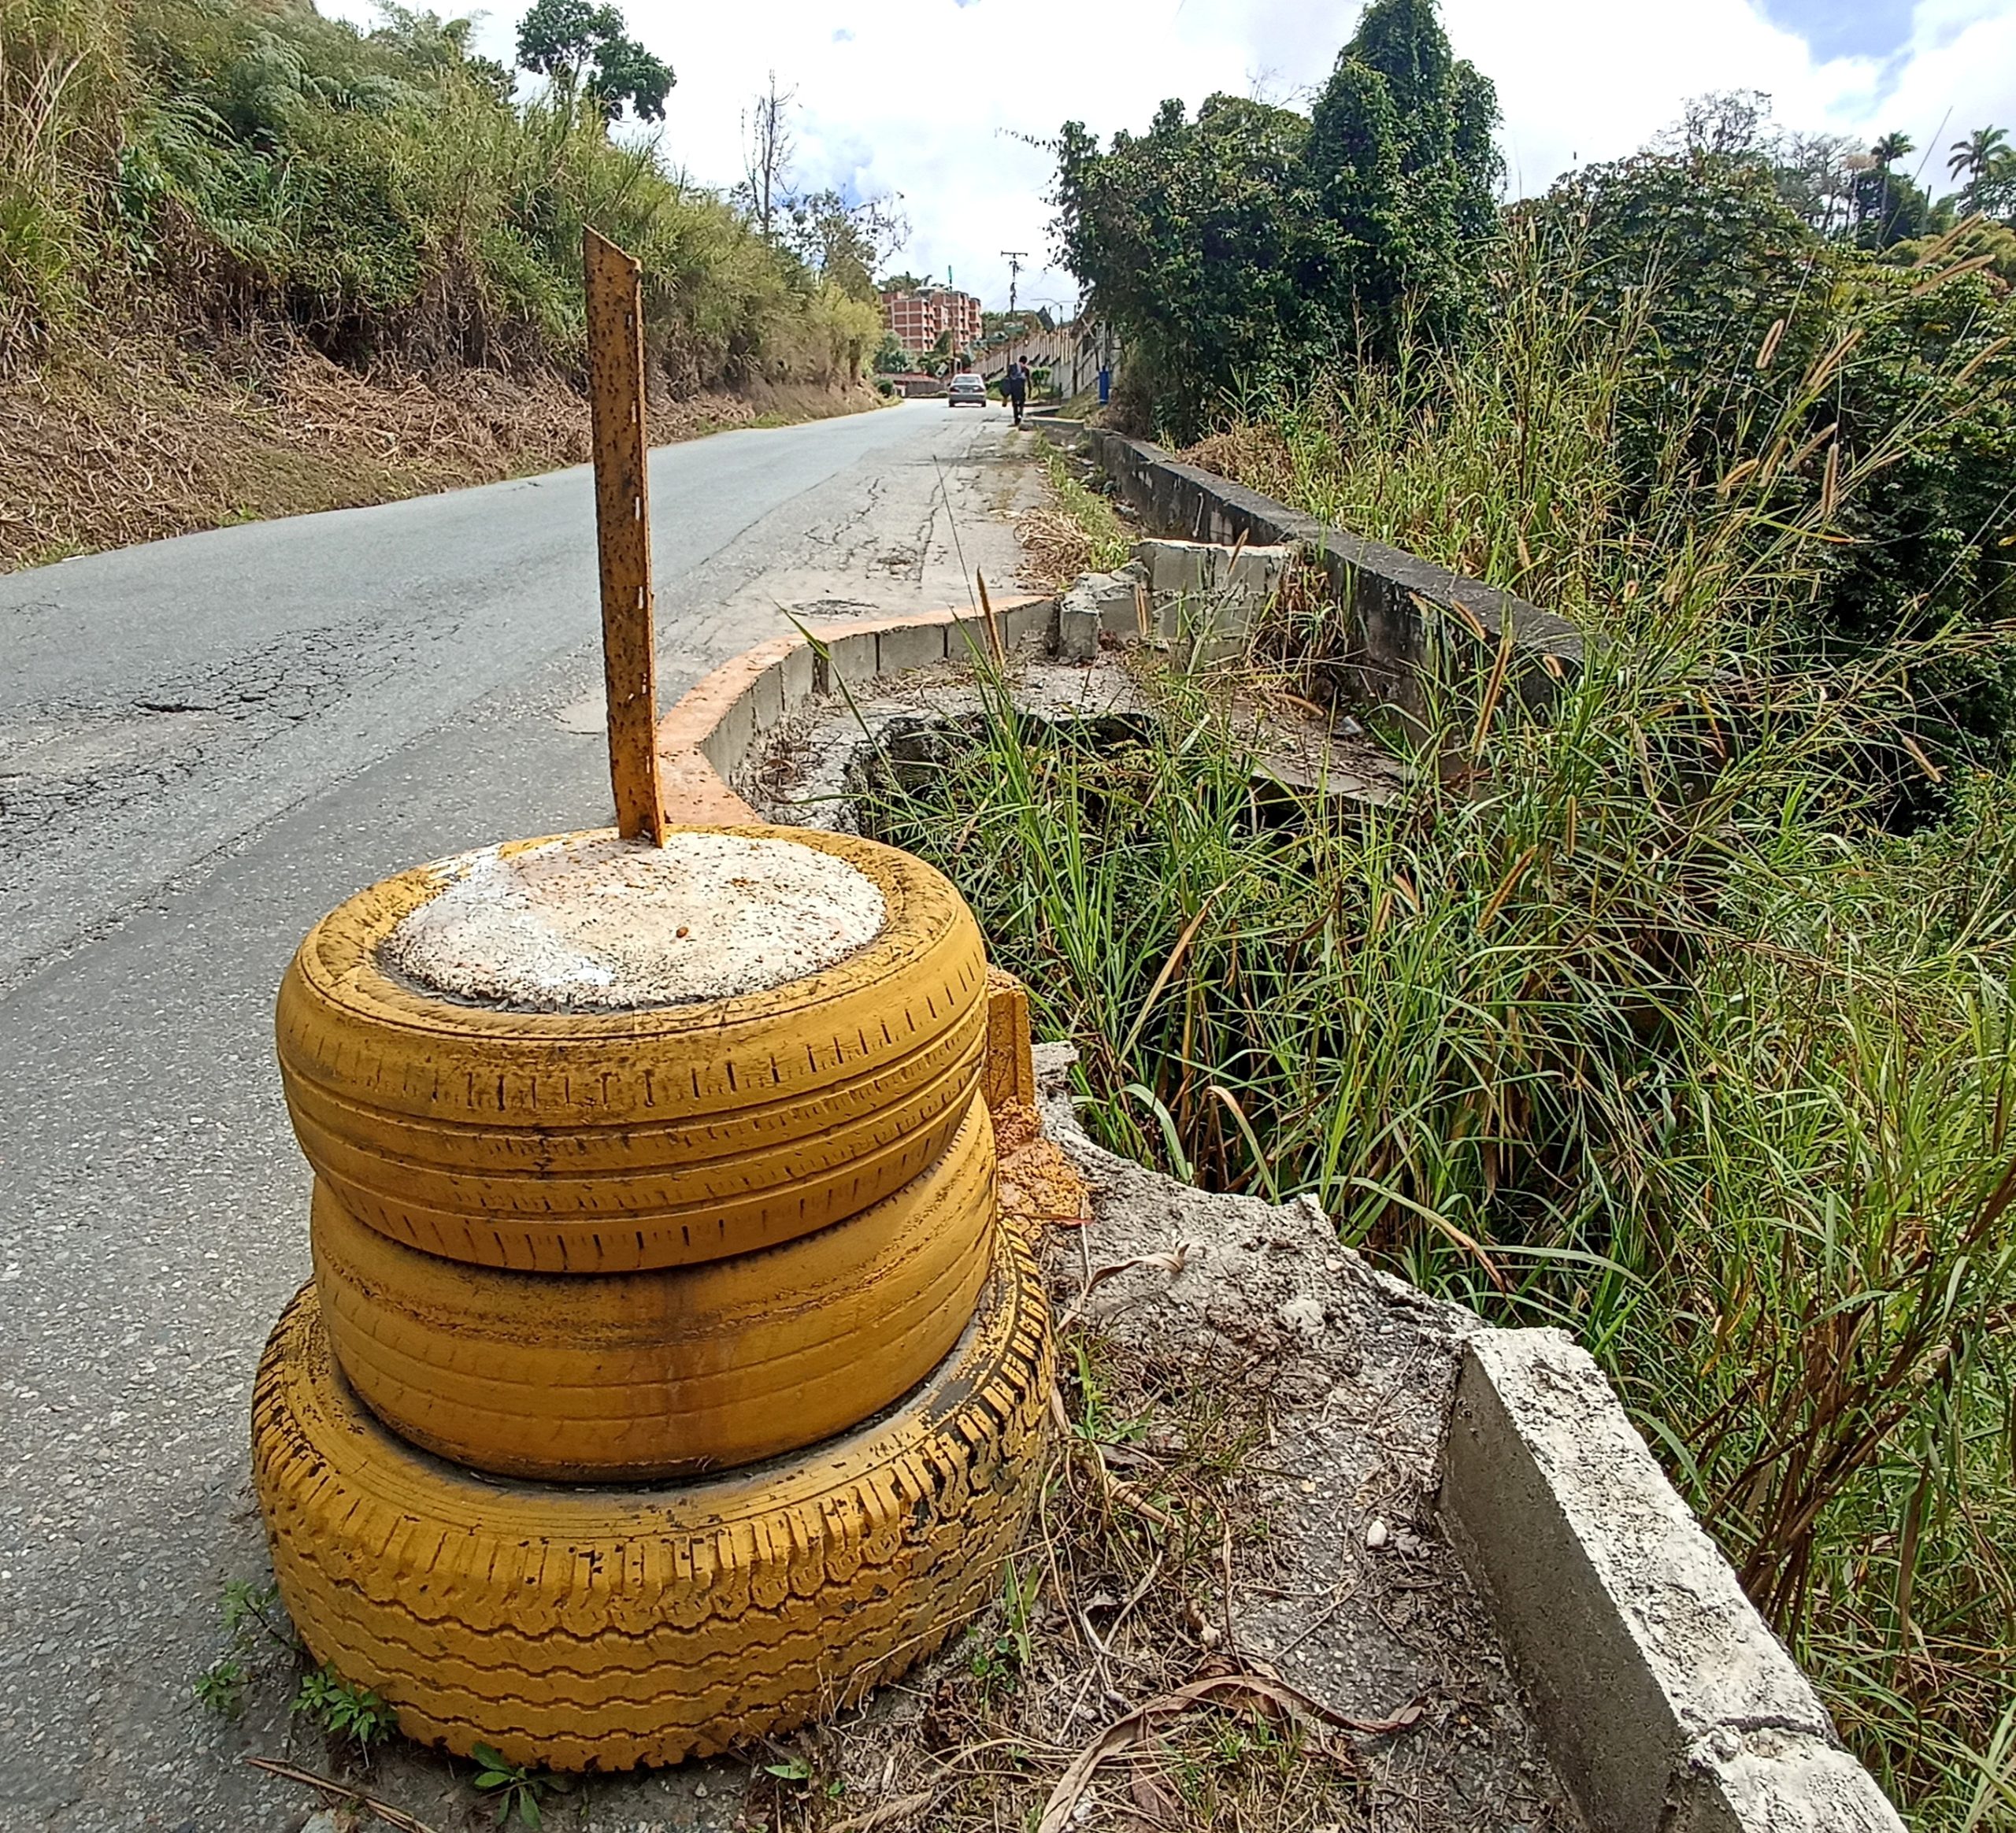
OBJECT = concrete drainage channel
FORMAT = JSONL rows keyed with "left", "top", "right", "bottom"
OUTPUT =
{"left": 666, "top": 585, "right": 1906, "bottom": 1833}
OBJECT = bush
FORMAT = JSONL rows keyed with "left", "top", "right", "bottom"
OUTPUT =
{"left": 1053, "top": 0, "right": 1499, "bottom": 443}
{"left": 1, "top": 0, "right": 873, "bottom": 393}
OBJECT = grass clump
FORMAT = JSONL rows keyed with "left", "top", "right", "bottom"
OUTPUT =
{"left": 860, "top": 245, "right": 2016, "bottom": 1828}
{"left": 1017, "top": 447, "right": 1136, "bottom": 591}
{"left": 2, "top": 0, "right": 880, "bottom": 390}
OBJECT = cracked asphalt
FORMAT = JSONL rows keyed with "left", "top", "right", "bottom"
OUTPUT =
{"left": 0, "top": 401, "right": 1037, "bottom": 1832}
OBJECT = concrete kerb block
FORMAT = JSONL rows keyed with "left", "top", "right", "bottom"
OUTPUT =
{"left": 698, "top": 686, "right": 757, "bottom": 779}
{"left": 778, "top": 639, "right": 817, "bottom": 715}
{"left": 1670, "top": 1730, "right": 1907, "bottom": 1832}
{"left": 659, "top": 605, "right": 1048, "bottom": 825}
{"left": 1058, "top": 571, "right": 1143, "bottom": 660}
{"left": 876, "top": 621, "right": 951, "bottom": 676}
{"left": 818, "top": 628, "right": 880, "bottom": 690}
{"left": 1002, "top": 596, "right": 1056, "bottom": 653}
{"left": 943, "top": 610, "right": 995, "bottom": 667}
{"left": 1437, "top": 1329, "right": 1903, "bottom": 1833}
{"left": 1136, "top": 538, "right": 1217, "bottom": 599}
{"left": 747, "top": 657, "right": 788, "bottom": 736}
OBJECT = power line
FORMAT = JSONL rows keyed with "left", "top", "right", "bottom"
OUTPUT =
{"left": 999, "top": 250, "right": 1027, "bottom": 313}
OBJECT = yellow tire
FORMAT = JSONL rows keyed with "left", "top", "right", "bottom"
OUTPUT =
{"left": 253, "top": 1223, "right": 1053, "bottom": 1772}
{"left": 276, "top": 826, "right": 988, "bottom": 1273}
{"left": 313, "top": 1098, "right": 996, "bottom": 1481}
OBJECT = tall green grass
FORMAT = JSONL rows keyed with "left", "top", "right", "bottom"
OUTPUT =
{"left": 862, "top": 243, "right": 2016, "bottom": 1827}
{"left": 1, "top": 0, "right": 878, "bottom": 383}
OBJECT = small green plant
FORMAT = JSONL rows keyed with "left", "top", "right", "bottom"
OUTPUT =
{"left": 758, "top": 1749, "right": 843, "bottom": 1802}
{"left": 192, "top": 1579, "right": 295, "bottom": 1719}
{"left": 967, "top": 1559, "right": 1040, "bottom": 1687}
{"left": 471, "top": 1744, "right": 569, "bottom": 1827}
{"left": 291, "top": 1663, "right": 394, "bottom": 1753}
{"left": 191, "top": 1654, "right": 247, "bottom": 1717}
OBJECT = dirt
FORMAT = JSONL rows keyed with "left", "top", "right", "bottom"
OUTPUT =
{"left": 755, "top": 1046, "right": 1585, "bottom": 1833}
{"left": 0, "top": 331, "right": 884, "bottom": 572}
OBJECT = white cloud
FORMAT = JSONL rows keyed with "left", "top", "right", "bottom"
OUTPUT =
{"left": 317, "top": 0, "right": 2016, "bottom": 311}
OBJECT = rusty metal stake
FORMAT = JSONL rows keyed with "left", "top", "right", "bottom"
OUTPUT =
{"left": 584, "top": 226, "right": 668, "bottom": 844}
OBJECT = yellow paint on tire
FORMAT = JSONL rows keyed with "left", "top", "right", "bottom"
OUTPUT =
{"left": 253, "top": 1222, "right": 1053, "bottom": 1772}
{"left": 313, "top": 1098, "right": 997, "bottom": 1480}
{"left": 276, "top": 824, "right": 988, "bottom": 1272}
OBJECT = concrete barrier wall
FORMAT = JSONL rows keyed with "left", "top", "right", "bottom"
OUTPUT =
{"left": 1065, "top": 423, "right": 1583, "bottom": 724}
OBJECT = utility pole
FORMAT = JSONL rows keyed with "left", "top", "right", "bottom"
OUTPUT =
{"left": 999, "top": 250, "right": 1026, "bottom": 314}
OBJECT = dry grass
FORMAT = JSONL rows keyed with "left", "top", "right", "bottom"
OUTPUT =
{"left": 1016, "top": 449, "right": 1135, "bottom": 593}
{"left": 0, "top": 333, "right": 883, "bottom": 571}
{"left": 750, "top": 1322, "right": 1376, "bottom": 1833}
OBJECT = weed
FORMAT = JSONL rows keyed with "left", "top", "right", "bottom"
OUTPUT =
{"left": 291, "top": 1663, "right": 394, "bottom": 1753}
{"left": 191, "top": 1579, "right": 295, "bottom": 1719}
{"left": 1017, "top": 449, "right": 1133, "bottom": 591}
{"left": 470, "top": 1744, "right": 569, "bottom": 1827}
{"left": 860, "top": 240, "right": 2016, "bottom": 1824}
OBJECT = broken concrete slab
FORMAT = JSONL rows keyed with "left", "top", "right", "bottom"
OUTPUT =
{"left": 1055, "top": 566, "right": 1147, "bottom": 659}
{"left": 1056, "top": 598, "right": 1099, "bottom": 663}
{"left": 1136, "top": 535, "right": 1292, "bottom": 604}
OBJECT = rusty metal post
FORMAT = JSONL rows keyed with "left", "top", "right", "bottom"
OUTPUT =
{"left": 584, "top": 226, "right": 668, "bottom": 844}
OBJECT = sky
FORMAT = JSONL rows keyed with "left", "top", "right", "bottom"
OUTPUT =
{"left": 321, "top": 0, "right": 2016, "bottom": 316}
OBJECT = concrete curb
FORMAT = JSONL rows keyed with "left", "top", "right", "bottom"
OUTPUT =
{"left": 1440, "top": 1329, "right": 1905, "bottom": 1832}
{"left": 651, "top": 597, "right": 1050, "bottom": 821}
{"left": 1040, "top": 417, "right": 1582, "bottom": 722}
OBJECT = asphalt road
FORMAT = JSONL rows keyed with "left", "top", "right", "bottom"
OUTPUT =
{"left": 0, "top": 400, "right": 1036, "bottom": 1832}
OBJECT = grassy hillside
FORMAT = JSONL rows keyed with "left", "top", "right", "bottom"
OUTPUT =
{"left": 0, "top": 0, "right": 884, "bottom": 565}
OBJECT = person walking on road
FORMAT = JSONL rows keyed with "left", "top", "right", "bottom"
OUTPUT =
{"left": 1002, "top": 357, "right": 1028, "bottom": 428}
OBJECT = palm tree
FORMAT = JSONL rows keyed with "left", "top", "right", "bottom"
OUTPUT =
{"left": 1871, "top": 131, "right": 1914, "bottom": 168}
{"left": 1949, "top": 125, "right": 2010, "bottom": 183}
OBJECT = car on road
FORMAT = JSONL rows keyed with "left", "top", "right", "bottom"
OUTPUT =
{"left": 947, "top": 372, "right": 988, "bottom": 408}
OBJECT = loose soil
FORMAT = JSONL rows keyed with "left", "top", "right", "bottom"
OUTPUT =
{"left": 0, "top": 330, "right": 884, "bottom": 572}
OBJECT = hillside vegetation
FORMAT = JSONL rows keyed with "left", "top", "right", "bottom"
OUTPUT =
{"left": 1, "top": 0, "right": 882, "bottom": 566}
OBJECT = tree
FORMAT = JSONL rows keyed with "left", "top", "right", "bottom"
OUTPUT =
{"left": 782, "top": 190, "right": 909, "bottom": 301}
{"left": 1662, "top": 89, "right": 1775, "bottom": 158}
{"left": 513, "top": 0, "right": 673, "bottom": 123}
{"left": 1948, "top": 126, "right": 2008, "bottom": 184}
{"left": 1854, "top": 161, "right": 1933, "bottom": 249}
{"left": 739, "top": 73, "right": 795, "bottom": 243}
{"left": 1537, "top": 150, "right": 2016, "bottom": 765}
{"left": 1772, "top": 131, "right": 1862, "bottom": 239}
{"left": 1871, "top": 130, "right": 1914, "bottom": 168}
{"left": 1052, "top": 0, "right": 1499, "bottom": 440}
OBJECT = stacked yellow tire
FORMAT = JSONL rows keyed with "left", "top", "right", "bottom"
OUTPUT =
{"left": 251, "top": 826, "right": 1052, "bottom": 1770}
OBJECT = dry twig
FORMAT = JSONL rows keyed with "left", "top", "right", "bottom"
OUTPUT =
{"left": 242, "top": 1756, "right": 439, "bottom": 1833}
